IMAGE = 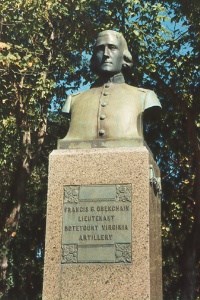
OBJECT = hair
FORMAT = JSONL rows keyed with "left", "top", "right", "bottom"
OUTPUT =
{"left": 90, "top": 30, "right": 133, "bottom": 75}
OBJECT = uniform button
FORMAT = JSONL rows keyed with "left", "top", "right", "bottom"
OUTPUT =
{"left": 101, "top": 102, "right": 107, "bottom": 107}
{"left": 100, "top": 114, "right": 106, "bottom": 120}
{"left": 103, "top": 92, "right": 109, "bottom": 96}
{"left": 99, "top": 129, "right": 105, "bottom": 136}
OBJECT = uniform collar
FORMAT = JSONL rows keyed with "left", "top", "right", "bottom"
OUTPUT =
{"left": 107, "top": 73, "right": 125, "bottom": 83}
{"left": 92, "top": 73, "right": 125, "bottom": 87}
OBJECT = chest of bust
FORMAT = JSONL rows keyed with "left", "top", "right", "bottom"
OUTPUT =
{"left": 67, "top": 83, "right": 145, "bottom": 141}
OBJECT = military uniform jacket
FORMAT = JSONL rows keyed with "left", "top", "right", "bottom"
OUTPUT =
{"left": 62, "top": 79, "right": 161, "bottom": 142}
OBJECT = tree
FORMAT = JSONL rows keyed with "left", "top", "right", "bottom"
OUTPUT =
{"left": 0, "top": 0, "right": 95, "bottom": 297}
{"left": 145, "top": 1, "right": 200, "bottom": 298}
{"left": 0, "top": 0, "right": 199, "bottom": 299}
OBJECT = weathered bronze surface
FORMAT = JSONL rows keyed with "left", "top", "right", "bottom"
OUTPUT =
{"left": 62, "top": 184, "right": 132, "bottom": 263}
{"left": 58, "top": 30, "right": 161, "bottom": 148}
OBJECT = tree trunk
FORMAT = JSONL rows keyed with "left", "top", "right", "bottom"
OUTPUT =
{"left": 0, "top": 156, "right": 30, "bottom": 295}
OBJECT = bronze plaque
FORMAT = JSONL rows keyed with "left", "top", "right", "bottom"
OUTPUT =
{"left": 61, "top": 184, "right": 132, "bottom": 264}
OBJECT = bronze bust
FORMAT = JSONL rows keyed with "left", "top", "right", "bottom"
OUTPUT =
{"left": 58, "top": 30, "right": 161, "bottom": 149}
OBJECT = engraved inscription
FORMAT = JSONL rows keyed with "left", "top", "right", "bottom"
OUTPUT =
{"left": 62, "top": 184, "right": 132, "bottom": 264}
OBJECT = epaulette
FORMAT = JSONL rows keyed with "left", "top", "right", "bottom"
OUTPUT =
{"left": 138, "top": 87, "right": 150, "bottom": 93}
{"left": 71, "top": 91, "right": 81, "bottom": 97}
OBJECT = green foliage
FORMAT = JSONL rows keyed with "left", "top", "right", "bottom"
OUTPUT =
{"left": 0, "top": 0, "right": 199, "bottom": 299}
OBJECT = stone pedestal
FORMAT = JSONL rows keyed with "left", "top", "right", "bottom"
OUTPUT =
{"left": 42, "top": 147, "right": 162, "bottom": 300}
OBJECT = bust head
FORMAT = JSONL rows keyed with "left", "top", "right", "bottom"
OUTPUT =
{"left": 91, "top": 30, "right": 133, "bottom": 77}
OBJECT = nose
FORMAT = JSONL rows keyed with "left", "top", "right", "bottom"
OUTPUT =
{"left": 104, "top": 46, "right": 110, "bottom": 57}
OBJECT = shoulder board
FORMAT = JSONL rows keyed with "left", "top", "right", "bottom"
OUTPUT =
{"left": 137, "top": 87, "right": 150, "bottom": 93}
{"left": 71, "top": 92, "right": 81, "bottom": 97}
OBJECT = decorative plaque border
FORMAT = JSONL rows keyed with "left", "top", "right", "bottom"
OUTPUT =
{"left": 62, "top": 184, "right": 132, "bottom": 264}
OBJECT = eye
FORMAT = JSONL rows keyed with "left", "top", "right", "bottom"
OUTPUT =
{"left": 109, "top": 44, "right": 118, "bottom": 50}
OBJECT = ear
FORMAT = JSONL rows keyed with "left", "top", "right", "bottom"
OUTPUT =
{"left": 123, "top": 61, "right": 133, "bottom": 69}
{"left": 122, "top": 60, "right": 133, "bottom": 70}
{"left": 123, "top": 50, "right": 133, "bottom": 69}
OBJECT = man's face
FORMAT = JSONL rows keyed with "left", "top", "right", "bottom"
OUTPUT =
{"left": 93, "top": 33, "right": 124, "bottom": 76}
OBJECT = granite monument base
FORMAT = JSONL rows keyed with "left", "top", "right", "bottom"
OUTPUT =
{"left": 42, "top": 147, "right": 162, "bottom": 300}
